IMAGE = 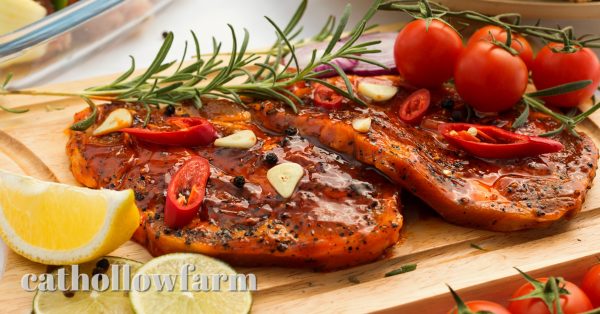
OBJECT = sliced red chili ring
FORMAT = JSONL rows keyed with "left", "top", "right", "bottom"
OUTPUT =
{"left": 438, "top": 123, "right": 564, "bottom": 159}
{"left": 121, "top": 117, "right": 217, "bottom": 147}
{"left": 164, "top": 156, "right": 210, "bottom": 228}
{"left": 398, "top": 88, "right": 431, "bottom": 125}
{"left": 313, "top": 83, "right": 343, "bottom": 110}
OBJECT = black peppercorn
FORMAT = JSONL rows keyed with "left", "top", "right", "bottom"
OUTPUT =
{"left": 451, "top": 109, "right": 465, "bottom": 122}
{"left": 164, "top": 104, "right": 175, "bottom": 116}
{"left": 95, "top": 258, "right": 109, "bottom": 271}
{"left": 264, "top": 152, "right": 278, "bottom": 165}
{"left": 285, "top": 127, "right": 298, "bottom": 136}
{"left": 63, "top": 290, "right": 75, "bottom": 298}
{"left": 232, "top": 176, "right": 245, "bottom": 188}
{"left": 440, "top": 98, "right": 455, "bottom": 110}
{"left": 92, "top": 267, "right": 105, "bottom": 276}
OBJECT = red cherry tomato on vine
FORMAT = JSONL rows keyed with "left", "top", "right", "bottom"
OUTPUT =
{"left": 467, "top": 25, "right": 534, "bottom": 69}
{"left": 393, "top": 19, "right": 463, "bottom": 88}
{"left": 582, "top": 264, "right": 600, "bottom": 307}
{"left": 508, "top": 277, "right": 593, "bottom": 314}
{"left": 532, "top": 43, "right": 600, "bottom": 108}
{"left": 454, "top": 41, "right": 528, "bottom": 112}
{"left": 448, "top": 300, "right": 511, "bottom": 314}
{"left": 397, "top": 88, "right": 430, "bottom": 125}
{"left": 313, "top": 84, "right": 343, "bottom": 110}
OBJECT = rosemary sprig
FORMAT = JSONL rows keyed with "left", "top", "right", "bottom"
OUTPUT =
{"left": 515, "top": 80, "right": 600, "bottom": 137}
{"left": 379, "top": 0, "right": 600, "bottom": 48}
{"left": 0, "top": 0, "right": 384, "bottom": 128}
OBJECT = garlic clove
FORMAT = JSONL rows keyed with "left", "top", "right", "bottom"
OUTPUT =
{"left": 352, "top": 117, "right": 372, "bottom": 133}
{"left": 93, "top": 108, "right": 133, "bottom": 136}
{"left": 267, "top": 162, "right": 304, "bottom": 198}
{"left": 357, "top": 82, "right": 398, "bottom": 102}
{"left": 214, "top": 130, "right": 257, "bottom": 149}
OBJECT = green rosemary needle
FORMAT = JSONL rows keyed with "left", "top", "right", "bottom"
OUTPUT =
{"left": 0, "top": 0, "right": 385, "bottom": 129}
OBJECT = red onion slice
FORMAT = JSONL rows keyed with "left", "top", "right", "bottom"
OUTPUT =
{"left": 286, "top": 41, "right": 358, "bottom": 77}
{"left": 282, "top": 31, "right": 399, "bottom": 77}
{"left": 347, "top": 32, "right": 398, "bottom": 76}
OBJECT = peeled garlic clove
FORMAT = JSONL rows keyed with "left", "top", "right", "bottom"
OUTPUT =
{"left": 358, "top": 82, "right": 398, "bottom": 102}
{"left": 352, "top": 117, "right": 372, "bottom": 133}
{"left": 93, "top": 108, "right": 133, "bottom": 136}
{"left": 214, "top": 130, "right": 257, "bottom": 149}
{"left": 267, "top": 162, "right": 304, "bottom": 198}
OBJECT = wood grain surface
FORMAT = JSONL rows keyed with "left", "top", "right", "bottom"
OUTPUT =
{"left": 0, "top": 73, "right": 599, "bottom": 314}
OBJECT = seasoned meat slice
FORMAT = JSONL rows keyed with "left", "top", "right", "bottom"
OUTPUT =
{"left": 251, "top": 76, "right": 598, "bottom": 231}
{"left": 67, "top": 101, "right": 402, "bottom": 269}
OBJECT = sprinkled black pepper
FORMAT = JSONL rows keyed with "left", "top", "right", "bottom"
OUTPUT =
{"left": 63, "top": 290, "right": 75, "bottom": 298}
{"left": 96, "top": 258, "right": 109, "bottom": 271}
{"left": 264, "top": 152, "right": 278, "bottom": 165}
{"left": 232, "top": 176, "right": 245, "bottom": 188}
{"left": 285, "top": 127, "right": 298, "bottom": 136}
{"left": 164, "top": 104, "right": 176, "bottom": 116}
{"left": 276, "top": 243, "right": 288, "bottom": 252}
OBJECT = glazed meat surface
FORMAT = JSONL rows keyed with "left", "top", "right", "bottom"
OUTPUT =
{"left": 251, "top": 76, "right": 598, "bottom": 231}
{"left": 67, "top": 101, "right": 402, "bottom": 269}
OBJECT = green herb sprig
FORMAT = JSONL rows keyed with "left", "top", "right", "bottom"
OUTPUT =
{"left": 0, "top": 0, "right": 385, "bottom": 129}
{"left": 379, "top": 0, "right": 600, "bottom": 49}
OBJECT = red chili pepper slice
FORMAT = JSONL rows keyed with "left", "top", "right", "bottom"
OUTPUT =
{"left": 438, "top": 123, "right": 564, "bottom": 159}
{"left": 398, "top": 89, "right": 431, "bottom": 125}
{"left": 164, "top": 156, "right": 210, "bottom": 228}
{"left": 121, "top": 117, "right": 217, "bottom": 147}
{"left": 313, "top": 84, "right": 343, "bottom": 110}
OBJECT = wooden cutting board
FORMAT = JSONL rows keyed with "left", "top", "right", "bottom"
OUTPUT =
{"left": 0, "top": 72, "right": 600, "bottom": 314}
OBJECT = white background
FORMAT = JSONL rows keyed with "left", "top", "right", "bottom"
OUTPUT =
{"left": 51, "top": 0, "right": 600, "bottom": 85}
{"left": 52, "top": 0, "right": 407, "bottom": 84}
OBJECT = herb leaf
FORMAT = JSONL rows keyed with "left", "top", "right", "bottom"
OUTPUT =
{"left": 384, "top": 263, "right": 417, "bottom": 277}
{"left": 526, "top": 80, "right": 592, "bottom": 98}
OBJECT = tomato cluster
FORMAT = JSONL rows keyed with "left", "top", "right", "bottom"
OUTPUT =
{"left": 393, "top": 19, "right": 600, "bottom": 113}
{"left": 448, "top": 265, "right": 600, "bottom": 314}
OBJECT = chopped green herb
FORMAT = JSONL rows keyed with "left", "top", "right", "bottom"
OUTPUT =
{"left": 45, "top": 105, "right": 65, "bottom": 112}
{"left": 384, "top": 264, "right": 417, "bottom": 277}
{"left": 470, "top": 243, "right": 486, "bottom": 251}
{"left": 348, "top": 275, "right": 361, "bottom": 284}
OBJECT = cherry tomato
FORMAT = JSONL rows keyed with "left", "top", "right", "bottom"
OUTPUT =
{"left": 165, "top": 156, "right": 210, "bottom": 229}
{"left": 454, "top": 41, "right": 528, "bottom": 112}
{"left": 394, "top": 19, "right": 463, "bottom": 88}
{"left": 508, "top": 277, "right": 593, "bottom": 314}
{"left": 532, "top": 43, "right": 600, "bottom": 107}
{"left": 582, "top": 264, "right": 600, "bottom": 307}
{"left": 397, "top": 88, "right": 430, "bottom": 125}
{"left": 467, "top": 25, "right": 534, "bottom": 69}
{"left": 448, "top": 300, "right": 511, "bottom": 314}
{"left": 313, "top": 84, "right": 343, "bottom": 110}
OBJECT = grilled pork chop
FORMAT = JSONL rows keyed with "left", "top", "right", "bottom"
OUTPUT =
{"left": 67, "top": 101, "right": 402, "bottom": 269}
{"left": 251, "top": 76, "right": 598, "bottom": 231}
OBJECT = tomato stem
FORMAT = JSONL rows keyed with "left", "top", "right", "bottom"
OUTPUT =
{"left": 379, "top": 1, "right": 600, "bottom": 48}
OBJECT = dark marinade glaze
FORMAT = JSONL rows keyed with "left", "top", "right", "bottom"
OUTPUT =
{"left": 67, "top": 100, "right": 402, "bottom": 269}
{"left": 251, "top": 75, "right": 598, "bottom": 231}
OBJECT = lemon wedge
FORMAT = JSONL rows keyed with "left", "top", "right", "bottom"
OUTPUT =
{"left": 0, "top": 170, "right": 140, "bottom": 265}
{"left": 33, "top": 256, "right": 142, "bottom": 314}
{"left": 130, "top": 253, "right": 253, "bottom": 314}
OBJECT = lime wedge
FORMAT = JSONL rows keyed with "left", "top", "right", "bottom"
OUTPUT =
{"left": 33, "top": 256, "right": 142, "bottom": 314}
{"left": 129, "top": 253, "right": 252, "bottom": 314}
